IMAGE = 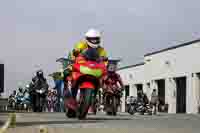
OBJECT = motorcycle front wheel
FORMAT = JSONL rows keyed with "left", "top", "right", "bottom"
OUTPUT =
{"left": 11, "top": 102, "right": 16, "bottom": 109}
{"left": 65, "top": 108, "right": 76, "bottom": 118}
{"left": 77, "top": 89, "right": 94, "bottom": 120}
{"left": 128, "top": 105, "right": 136, "bottom": 115}
{"left": 112, "top": 96, "right": 118, "bottom": 116}
{"left": 23, "top": 103, "right": 27, "bottom": 110}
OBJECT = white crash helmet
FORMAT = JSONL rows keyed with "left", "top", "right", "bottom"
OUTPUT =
{"left": 26, "top": 84, "right": 30, "bottom": 88}
{"left": 85, "top": 29, "right": 101, "bottom": 48}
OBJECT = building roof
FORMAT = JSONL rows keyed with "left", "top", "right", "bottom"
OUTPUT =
{"left": 117, "top": 62, "right": 145, "bottom": 71}
{"left": 144, "top": 39, "right": 200, "bottom": 57}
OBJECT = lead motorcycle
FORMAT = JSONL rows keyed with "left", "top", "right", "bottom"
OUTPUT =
{"left": 64, "top": 48, "right": 107, "bottom": 119}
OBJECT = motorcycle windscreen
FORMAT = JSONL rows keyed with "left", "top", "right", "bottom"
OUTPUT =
{"left": 79, "top": 81, "right": 95, "bottom": 89}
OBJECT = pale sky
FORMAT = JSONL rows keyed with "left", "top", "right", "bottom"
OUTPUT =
{"left": 0, "top": 0, "right": 200, "bottom": 96}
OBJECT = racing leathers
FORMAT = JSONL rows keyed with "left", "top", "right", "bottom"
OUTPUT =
{"left": 68, "top": 40, "right": 108, "bottom": 64}
{"left": 101, "top": 72, "right": 124, "bottom": 104}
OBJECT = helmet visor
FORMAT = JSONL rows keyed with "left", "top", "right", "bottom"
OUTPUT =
{"left": 108, "top": 64, "right": 117, "bottom": 72}
{"left": 86, "top": 37, "right": 100, "bottom": 44}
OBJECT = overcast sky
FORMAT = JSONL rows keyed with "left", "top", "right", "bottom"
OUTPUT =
{"left": 0, "top": 0, "right": 200, "bottom": 96}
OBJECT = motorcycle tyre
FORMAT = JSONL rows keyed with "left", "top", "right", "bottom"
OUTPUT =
{"left": 128, "top": 105, "right": 136, "bottom": 115}
{"left": 140, "top": 112, "right": 145, "bottom": 115}
{"left": 65, "top": 108, "right": 76, "bottom": 118}
{"left": 112, "top": 96, "right": 117, "bottom": 116}
{"left": 106, "top": 112, "right": 113, "bottom": 116}
{"left": 77, "top": 89, "right": 93, "bottom": 120}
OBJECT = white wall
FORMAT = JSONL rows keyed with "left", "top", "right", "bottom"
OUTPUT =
{"left": 144, "top": 42, "right": 200, "bottom": 113}
{"left": 118, "top": 41, "right": 200, "bottom": 113}
{"left": 118, "top": 64, "right": 145, "bottom": 95}
{"left": 165, "top": 78, "right": 176, "bottom": 113}
{"left": 144, "top": 42, "right": 200, "bottom": 80}
{"left": 118, "top": 64, "right": 145, "bottom": 112}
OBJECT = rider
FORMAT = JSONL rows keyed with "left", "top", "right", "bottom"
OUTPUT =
{"left": 32, "top": 70, "right": 48, "bottom": 91}
{"left": 8, "top": 90, "right": 17, "bottom": 107}
{"left": 34, "top": 70, "right": 46, "bottom": 82}
{"left": 101, "top": 60, "right": 124, "bottom": 104}
{"left": 65, "top": 29, "right": 108, "bottom": 88}
{"left": 24, "top": 85, "right": 30, "bottom": 99}
{"left": 17, "top": 87, "right": 24, "bottom": 97}
{"left": 68, "top": 28, "right": 108, "bottom": 64}
{"left": 31, "top": 70, "right": 49, "bottom": 112}
{"left": 66, "top": 29, "right": 108, "bottom": 107}
{"left": 137, "top": 90, "right": 149, "bottom": 107}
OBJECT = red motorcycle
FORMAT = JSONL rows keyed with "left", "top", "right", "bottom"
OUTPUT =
{"left": 64, "top": 48, "right": 107, "bottom": 119}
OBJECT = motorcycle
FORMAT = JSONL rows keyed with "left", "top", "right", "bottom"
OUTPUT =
{"left": 64, "top": 48, "right": 106, "bottom": 119}
{"left": 128, "top": 97, "right": 152, "bottom": 115}
{"left": 16, "top": 95, "right": 25, "bottom": 110}
{"left": 29, "top": 77, "right": 49, "bottom": 112}
{"left": 87, "top": 97, "right": 98, "bottom": 115}
{"left": 33, "top": 87, "right": 47, "bottom": 112}
{"left": 104, "top": 88, "right": 121, "bottom": 116}
{"left": 47, "top": 91, "right": 58, "bottom": 112}
{"left": 8, "top": 96, "right": 16, "bottom": 110}
{"left": 22, "top": 92, "right": 31, "bottom": 111}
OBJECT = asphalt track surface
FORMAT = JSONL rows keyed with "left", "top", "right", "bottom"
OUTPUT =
{"left": 1, "top": 112, "right": 200, "bottom": 133}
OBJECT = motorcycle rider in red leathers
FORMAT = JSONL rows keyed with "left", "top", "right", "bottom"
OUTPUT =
{"left": 101, "top": 60, "right": 124, "bottom": 109}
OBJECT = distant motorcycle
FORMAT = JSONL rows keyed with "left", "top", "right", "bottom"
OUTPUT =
{"left": 47, "top": 93, "right": 58, "bottom": 112}
{"left": 16, "top": 95, "right": 25, "bottom": 110}
{"left": 128, "top": 97, "right": 152, "bottom": 115}
{"left": 34, "top": 87, "right": 47, "bottom": 112}
{"left": 104, "top": 88, "right": 121, "bottom": 116}
{"left": 30, "top": 78, "right": 49, "bottom": 112}
{"left": 8, "top": 96, "right": 16, "bottom": 109}
{"left": 22, "top": 92, "right": 31, "bottom": 111}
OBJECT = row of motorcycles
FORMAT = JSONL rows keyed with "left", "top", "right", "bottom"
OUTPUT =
{"left": 127, "top": 96, "right": 152, "bottom": 115}
{"left": 8, "top": 90, "right": 31, "bottom": 111}
{"left": 63, "top": 48, "right": 153, "bottom": 119}
{"left": 63, "top": 48, "right": 122, "bottom": 119}
{"left": 8, "top": 73, "right": 56, "bottom": 112}
{"left": 8, "top": 88, "right": 60, "bottom": 112}
{"left": 8, "top": 48, "right": 152, "bottom": 118}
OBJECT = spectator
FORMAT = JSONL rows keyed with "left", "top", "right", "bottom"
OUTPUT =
{"left": 150, "top": 89, "right": 158, "bottom": 115}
